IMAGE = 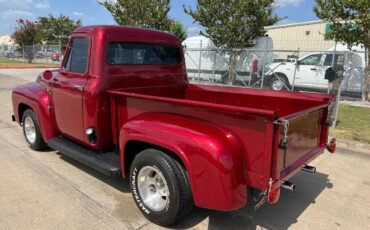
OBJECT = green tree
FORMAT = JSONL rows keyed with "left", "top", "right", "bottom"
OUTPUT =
{"left": 12, "top": 19, "right": 41, "bottom": 63}
{"left": 169, "top": 20, "right": 188, "bottom": 42}
{"left": 38, "top": 14, "right": 82, "bottom": 51}
{"left": 184, "top": 0, "right": 280, "bottom": 85}
{"left": 314, "top": 0, "right": 370, "bottom": 101}
{"left": 98, "top": 0, "right": 172, "bottom": 31}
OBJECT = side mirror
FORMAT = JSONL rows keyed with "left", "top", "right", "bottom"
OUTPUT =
{"left": 43, "top": 70, "right": 53, "bottom": 80}
{"left": 296, "top": 60, "right": 301, "bottom": 65}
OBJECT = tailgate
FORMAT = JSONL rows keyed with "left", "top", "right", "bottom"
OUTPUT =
{"left": 274, "top": 105, "right": 328, "bottom": 179}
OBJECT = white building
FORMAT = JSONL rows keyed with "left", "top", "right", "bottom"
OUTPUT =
{"left": 0, "top": 34, "right": 15, "bottom": 45}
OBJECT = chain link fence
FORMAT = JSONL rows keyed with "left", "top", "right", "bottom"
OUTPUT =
{"left": 184, "top": 47, "right": 367, "bottom": 102}
{"left": 0, "top": 44, "right": 62, "bottom": 65}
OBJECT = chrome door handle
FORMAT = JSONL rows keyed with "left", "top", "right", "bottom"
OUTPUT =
{"left": 73, "top": 85, "right": 84, "bottom": 91}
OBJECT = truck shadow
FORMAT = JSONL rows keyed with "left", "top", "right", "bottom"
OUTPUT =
{"left": 176, "top": 171, "right": 333, "bottom": 230}
{"left": 57, "top": 154, "right": 332, "bottom": 230}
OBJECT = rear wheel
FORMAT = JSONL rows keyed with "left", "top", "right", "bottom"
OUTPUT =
{"left": 22, "top": 109, "right": 47, "bottom": 151}
{"left": 130, "top": 149, "right": 193, "bottom": 226}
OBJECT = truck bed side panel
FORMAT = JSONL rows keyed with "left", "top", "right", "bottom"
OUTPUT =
{"left": 112, "top": 95, "right": 274, "bottom": 190}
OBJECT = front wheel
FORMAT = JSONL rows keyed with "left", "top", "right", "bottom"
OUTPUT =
{"left": 268, "top": 74, "right": 291, "bottom": 91}
{"left": 22, "top": 109, "right": 47, "bottom": 150}
{"left": 130, "top": 149, "right": 193, "bottom": 226}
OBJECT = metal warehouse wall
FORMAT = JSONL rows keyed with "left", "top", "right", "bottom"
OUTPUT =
{"left": 265, "top": 20, "right": 336, "bottom": 58}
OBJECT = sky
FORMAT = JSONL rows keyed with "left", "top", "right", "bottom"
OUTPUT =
{"left": 0, "top": 0, "right": 320, "bottom": 36}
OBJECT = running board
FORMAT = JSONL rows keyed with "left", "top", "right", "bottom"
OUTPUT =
{"left": 47, "top": 137, "right": 121, "bottom": 177}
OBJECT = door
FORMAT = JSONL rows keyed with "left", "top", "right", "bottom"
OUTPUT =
{"left": 295, "top": 54, "right": 323, "bottom": 87}
{"left": 52, "top": 37, "right": 90, "bottom": 142}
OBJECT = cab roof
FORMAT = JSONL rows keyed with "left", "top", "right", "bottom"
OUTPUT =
{"left": 73, "top": 25, "right": 181, "bottom": 46}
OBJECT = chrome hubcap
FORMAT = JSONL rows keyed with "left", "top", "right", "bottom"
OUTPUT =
{"left": 137, "top": 166, "right": 169, "bottom": 211}
{"left": 24, "top": 116, "right": 36, "bottom": 144}
{"left": 272, "top": 80, "right": 283, "bottom": 90}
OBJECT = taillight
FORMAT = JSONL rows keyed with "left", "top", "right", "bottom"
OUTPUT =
{"left": 327, "top": 138, "right": 336, "bottom": 153}
{"left": 252, "top": 60, "right": 258, "bottom": 73}
{"left": 268, "top": 180, "right": 281, "bottom": 204}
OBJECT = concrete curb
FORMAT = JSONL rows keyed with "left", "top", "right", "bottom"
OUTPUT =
{"left": 0, "top": 65, "right": 58, "bottom": 69}
{"left": 334, "top": 137, "right": 370, "bottom": 155}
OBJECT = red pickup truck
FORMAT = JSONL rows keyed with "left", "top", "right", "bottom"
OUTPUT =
{"left": 12, "top": 26, "right": 336, "bottom": 226}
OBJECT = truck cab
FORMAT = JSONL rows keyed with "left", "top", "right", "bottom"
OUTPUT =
{"left": 30, "top": 26, "right": 186, "bottom": 151}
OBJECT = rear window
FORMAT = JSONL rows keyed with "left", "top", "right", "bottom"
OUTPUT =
{"left": 107, "top": 42, "right": 182, "bottom": 65}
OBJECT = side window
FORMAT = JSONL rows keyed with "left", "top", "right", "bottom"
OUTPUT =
{"left": 324, "top": 54, "right": 334, "bottom": 66}
{"left": 300, "top": 54, "right": 322, "bottom": 65}
{"left": 324, "top": 54, "right": 343, "bottom": 66}
{"left": 63, "top": 37, "right": 89, "bottom": 74}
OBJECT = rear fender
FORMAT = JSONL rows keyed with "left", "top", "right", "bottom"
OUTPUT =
{"left": 12, "top": 83, "right": 57, "bottom": 141}
{"left": 120, "top": 112, "right": 247, "bottom": 211}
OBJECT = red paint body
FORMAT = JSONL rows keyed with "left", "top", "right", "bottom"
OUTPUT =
{"left": 12, "top": 26, "right": 333, "bottom": 211}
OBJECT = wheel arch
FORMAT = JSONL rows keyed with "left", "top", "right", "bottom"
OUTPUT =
{"left": 273, "top": 72, "right": 290, "bottom": 83}
{"left": 119, "top": 112, "right": 247, "bottom": 211}
{"left": 18, "top": 103, "right": 33, "bottom": 123}
{"left": 123, "top": 140, "right": 185, "bottom": 178}
{"left": 12, "top": 83, "right": 57, "bottom": 142}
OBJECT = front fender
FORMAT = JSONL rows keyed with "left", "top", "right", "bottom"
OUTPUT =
{"left": 12, "top": 83, "right": 57, "bottom": 141}
{"left": 120, "top": 112, "right": 247, "bottom": 211}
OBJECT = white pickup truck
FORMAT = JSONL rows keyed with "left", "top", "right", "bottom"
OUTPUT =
{"left": 264, "top": 51, "right": 364, "bottom": 94}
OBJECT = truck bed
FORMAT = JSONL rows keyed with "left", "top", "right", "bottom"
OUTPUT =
{"left": 108, "top": 84, "right": 332, "bottom": 190}
{"left": 109, "top": 84, "right": 330, "bottom": 118}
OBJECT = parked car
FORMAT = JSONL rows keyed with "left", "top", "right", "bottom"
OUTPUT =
{"left": 12, "top": 26, "right": 336, "bottom": 226}
{"left": 36, "top": 49, "right": 54, "bottom": 58}
{"left": 264, "top": 51, "right": 364, "bottom": 94}
{"left": 4, "top": 47, "right": 22, "bottom": 58}
{"left": 51, "top": 52, "right": 63, "bottom": 61}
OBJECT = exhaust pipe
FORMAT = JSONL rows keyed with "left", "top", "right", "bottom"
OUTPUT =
{"left": 281, "top": 181, "right": 295, "bottom": 191}
{"left": 302, "top": 164, "right": 316, "bottom": 173}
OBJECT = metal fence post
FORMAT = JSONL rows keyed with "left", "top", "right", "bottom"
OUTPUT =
{"left": 260, "top": 43, "right": 267, "bottom": 88}
{"left": 45, "top": 44, "right": 47, "bottom": 64}
{"left": 212, "top": 49, "right": 216, "bottom": 82}
{"left": 329, "top": 43, "right": 337, "bottom": 94}
{"left": 22, "top": 44, "right": 25, "bottom": 63}
{"left": 332, "top": 83, "right": 342, "bottom": 128}
{"left": 198, "top": 40, "right": 202, "bottom": 83}
{"left": 291, "top": 48, "right": 299, "bottom": 91}
{"left": 11, "top": 44, "right": 14, "bottom": 61}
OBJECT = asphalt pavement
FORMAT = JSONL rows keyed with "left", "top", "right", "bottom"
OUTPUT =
{"left": 0, "top": 68, "right": 369, "bottom": 230}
